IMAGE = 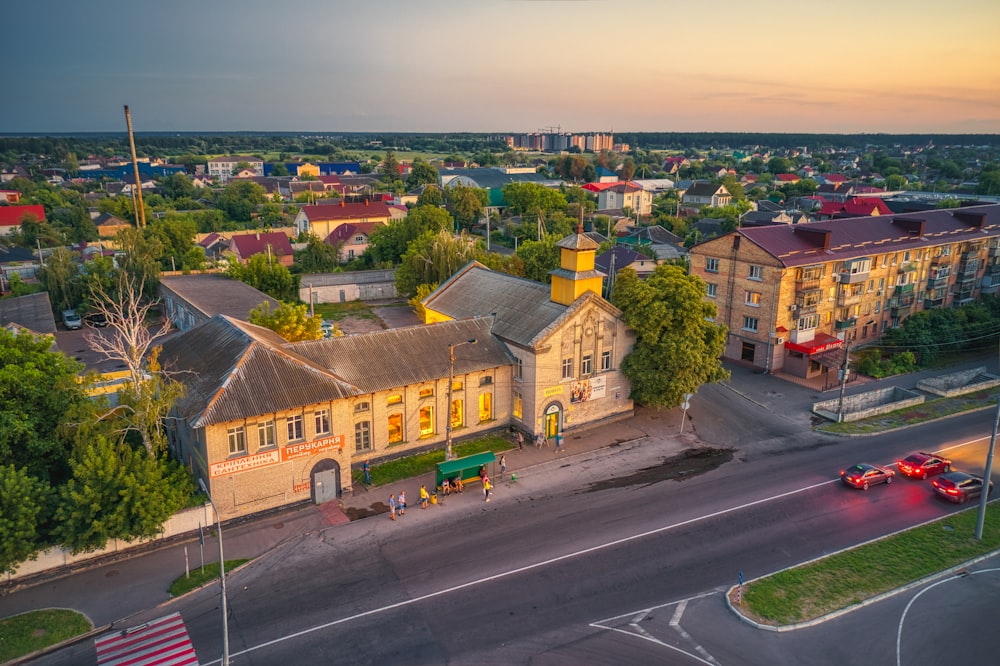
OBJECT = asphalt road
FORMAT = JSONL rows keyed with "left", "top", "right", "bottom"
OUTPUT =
{"left": 35, "top": 408, "right": 1000, "bottom": 665}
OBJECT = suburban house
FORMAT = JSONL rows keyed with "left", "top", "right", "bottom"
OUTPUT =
{"left": 207, "top": 156, "right": 265, "bottom": 183}
{"left": 816, "top": 197, "right": 893, "bottom": 220}
{"left": 595, "top": 182, "right": 653, "bottom": 216}
{"left": 437, "top": 167, "right": 562, "bottom": 208}
{"left": 327, "top": 222, "right": 380, "bottom": 261}
{"left": 681, "top": 183, "right": 732, "bottom": 209}
{"left": 0, "top": 204, "right": 46, "bottom": 236}
{"left": 294, "top": 200, "right": 393, "bottom": 241}
{"left": 228, "top": 231, "right": 296, "bottom": 267}
{"left": 93, "top": 213, "right": 131, "bottom": 238}
{"left": 0, "top": 292, "right": 56, "bottom": 337}
{"left": 1, "top": 189, "right": 21, "bottom": 204}
{"left": 299, "top": 269, "right": 397, "bottom": 304}
{"left": 688, "top": 204, "right": 1000, "bottom": 383}
{"left": 595, "top": 246, "right": 659, "bottom": 295}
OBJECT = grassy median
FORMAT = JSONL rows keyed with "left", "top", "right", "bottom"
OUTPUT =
{"left": 0, "top": 609, "right": 92, "bottom": 662}
{"left": 168, "top": 559, "right": 249, "bottom": 597}
{"left": 736, "top": 503, "right": 1000, "bottom": 625}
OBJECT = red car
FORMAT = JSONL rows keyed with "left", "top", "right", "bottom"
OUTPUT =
{"left": 841, "top": 463, "right": 895, "bottom": 490}
{"left": 896, "top": 451, "right": 951, "bottom": 480}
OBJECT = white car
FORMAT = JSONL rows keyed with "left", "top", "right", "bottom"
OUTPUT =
{"left": 320, "top": 320, "right": 336, "bottom": 338}
{"left": 62, "top": 309, "right": 83, "bottom": 330}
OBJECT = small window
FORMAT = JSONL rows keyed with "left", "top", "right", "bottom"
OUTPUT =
{"left": 479, "top": 392, "right": 493, "bottom": 422}
{"left": 419, "top": 387, "right": 434, "bottom": 398}
{"left": 601, "top": 350, "right": 612, "bottom": 371}
{"left": 512, "top": 390, "right": 523, "bottom": 419}
{"left": 748, "top": 265, "right": 763, "bottom": 281}
{"left": 480, "top": 376, "right": 493, "bottom": 386}
{"left": 257, "top": 420, "right": 275, "bottom": 449}
{"left": 706, "top": 258, "right": 719, "bottom": 273}
{"left": 581, "top": 354, "right": 593, "bottom": 376}
{"left": 561, "top": 357, "right": 573, "bottom": 379}
{"left": 228, "top": 426, "right": 246, "bottom": 455}
{"left": 355, "top": 421, "right": 371, "bottom": 451}
{"left": 286, "top": 415, "right": 303, "bottom": 441}
{"left": 387, "top": 394, "right": 402, "bottom": 406}
{"left": 387, "top": 413, "right": 403, "bottom": 443}
{"left": 420, "top": 405, "right": 435, "bottom": 437}
{"left": 451, "top": 380, "right": 463, "bottom": 391}
{"left": 706, "top": 283, "right": 717, "bottom": 298}
{"left": 742, "top": 316, "right": 759, "bottom": 332}
{"left": 513, "top": 357, "right": 523, "bottom": 380}
{"left": 355, "top": 401, "right": 370, "bottom": 413}
{"left": 314, "top": 409, "right": 330, "bottom": 435}
{"left": 744, "top": 291, "right": 761, "bottom": 307}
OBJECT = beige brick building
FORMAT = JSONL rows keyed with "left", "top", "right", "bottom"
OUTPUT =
{"left": 689, "top": 204, "right": 1000, "bottom": 383}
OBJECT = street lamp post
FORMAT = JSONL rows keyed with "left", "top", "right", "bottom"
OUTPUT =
{"left": 199, "top": 478, "right": 229, "bottom": 666}
{"left": 445, "top": 338, "right": 477, "bottom": 460}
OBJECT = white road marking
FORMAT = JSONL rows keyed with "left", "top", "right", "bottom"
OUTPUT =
{"left": 201, "top": 435, "right": 993, "bottom": 665}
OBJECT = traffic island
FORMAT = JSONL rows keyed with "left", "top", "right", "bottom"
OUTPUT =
{"left": 726, "top": 504, "right": 1000, "bottom": 630}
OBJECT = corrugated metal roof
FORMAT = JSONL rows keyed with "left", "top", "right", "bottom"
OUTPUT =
{"left": 735, "top": 204, "right": 1000, "bottom": 268}
{"left": 288, "top": 317, "right": 512, "bottom": 394}
{"left": 160, "top": 316, "right": 359, "bottom": 427}
{"left": 159, "top": 274, "right": 279, "bottom": 321}
{"left": 0, "top": 292, "right": 56, "bottom": 335}
{"left": 423, "top": 263, "right": 567, "bottom": 347}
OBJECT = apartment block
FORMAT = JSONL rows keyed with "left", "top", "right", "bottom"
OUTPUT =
{"left": 689, "top": 205, "right": 1000, "bottom": 383}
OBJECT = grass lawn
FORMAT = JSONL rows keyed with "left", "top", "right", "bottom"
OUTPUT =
{"left": 738, "top": 504, "right": 1000, "bottom": 625}
{"left": 0, "top": 609, "right": 92, "bottom": 662}
{"left": 355, "top": 434, "right": 512, "bottom": 487}
{"left": 168, "top": 559, "right": 250, "bottom": 597}
{"left": 816, "top": 391, "right": 998, "bottom": 435}
{"left": 312, "top": 301, "right": 379, "bottom": 321}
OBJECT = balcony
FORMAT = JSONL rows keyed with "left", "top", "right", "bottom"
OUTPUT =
{"left": 926, "top": 276, "right": 949, "bottom": 290}
{"left": 986, "top": 262, "right": 1000, "bottom": 275}
{"left": 930, "top": 254, "right": 952, "bottom": 267}
{"left": 893, "top": 283, "right": 915, "bottom": 296}
{"left": 795, "top": 276, "right": 822, "bottom": 291}
{"left": 836, "top": 291, "right": 863, "bottom": 307}
{"left": 891, "top": 305, "right": 912, "bottom": 318}
{"left": 924, "top": 296, "right": 945, "bottom": 309}
{"left": 990, "top": 246, "right": 1000, "bottom": 258}
{"left": 835, "top": 318, "right": 858, "bottom": 331}
{"left": 958, "top": 260, "right": 979, "bottom": 275}
{"left": 982, "top": 281, "right": 1000, "bottom": 296}
{"left": 837, "top": 270, "right": 869, "bottom": 285}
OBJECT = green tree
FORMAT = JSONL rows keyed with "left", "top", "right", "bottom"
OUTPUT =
{"left": 270, "top": 163, "right": 289, "bottom": 177}
{"left": 53, "top": 436, "right": 193, "bottom": 553}
{"left": 295, "top": 234, "right": 341, "bottom": 272}
{"left": 611, "top": 264, "right": 729, "bottom": 408}
{"left": 249, "top": 301, "right": 323, "bottom": 341}
{"left": 0, "top": 464, "right": 52, "bottom": 574}
{"left": 380, "top": 150, "right": 401, "bottom": 182}
{"left": 216, "top": 180, "right": 267, "bottom": 223}
{"left": 885, "top": 174, "right": 908, "bottom": 190}
{"left": 406, "top": 204, "right": 453, "bottom": 236}
{"left": 620, "top": 158, "right": 636, "bottom": 181}
{"left": 767, "top": 156, "right": 793, "bottom": 174}
{"left": 406, "top": 160, "right": 439, "bottom": 190}
{"left": 0, "top": 329, "right": 92, "bottom": 484}
{"left": 227, "top": 253, "right": 298, "bottom": 301}
{"left": 115, "top": 227, "right": 163, "bottom": 296}
{"left": 160, "top": 173, "right": 196, "bottom": 200}
{"left": 416, "top": 185, "right": 444, "bottom": 208}
{"left": 395, "top": 230, "right": 481, "bottom": 297}
{"left": 515, "top": 235, "right": 561, "bottom": 283}
{"left": 502, "top": 182, "right": 567, "bottom": 218}
{"left": 445, "top": 184, "right": 488, "bottom": 230}
{"left": 146, "top": 216, "right": 199, "bottom": 271}
{"left": 38, "top": 246, "right": 82, "bottom": 312}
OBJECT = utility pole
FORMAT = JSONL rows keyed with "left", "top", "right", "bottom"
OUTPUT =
{"left": 123, "top": 105, "right": 146, "bottom": 228}
{"left": 198, "top": 479, "right": 229, "bottom": 666}
{"left": 836, "top": 342, "right": 852, "bottom": 422}
{"left": 975, "top": 396, "right": 1000, "bottom": 540}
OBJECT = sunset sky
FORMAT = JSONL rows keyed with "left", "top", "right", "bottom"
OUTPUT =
{"left": 5, "top": 0, "right": 999, "bottom": 134}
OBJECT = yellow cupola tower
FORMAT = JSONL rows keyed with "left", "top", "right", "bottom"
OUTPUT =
{"left": 549, "top": 224, "right": 605, "bottom": 305}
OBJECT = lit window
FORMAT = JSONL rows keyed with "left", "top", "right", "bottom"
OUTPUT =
{"left": 562, "top": 358, "right": 573, "bottom": 379}
{"left": 420, "top": 406, "right": 434, "bottom": 437}
{"left": 387, "top": 394, "right": 402, "bottom": 405}
{"left": 706, "top": 258, "right": 719, "bottom": 273}
{"left": 451, "top": 380, "right": 463, "bottom": 391}
{"left": 512, "top": 390, "right": 523, "bottom": 419}
{"left": 355, "top": 421, "right": 371, "bottom": 451}
{"left": 228, "top": 426, "right": 246, "bottom": 455}
{"left": 743, "top": 316, "right": 758, "bottom": 332}
{"left": 479, "top": 392, "right": 492, "bottom": 422}
{"left": 314, "top": 409, "right": 330, "bottom": 435}
{"left": 286, "top": 415, "right": 303, "bottom": 441}
{"left": 387, "top": 413, "right": 403, "bottom": 443}
{"left": 257, "top": 420, "right": 275, "bottom": 449}
{"left": 745, "top": 291, "right": 762, "bottom": 307}
{"left": 419, "top": 387, "right": 434, "bottom": 398}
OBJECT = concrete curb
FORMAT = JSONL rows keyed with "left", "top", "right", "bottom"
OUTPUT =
{"left": 813, "top": 403, "right": 997, "bottom": 438}
{"left": 726, "top": 503, "right": 1000, "bottom": 631}
{"left": 1, "top": 609, "right": 106, "bottom": 666}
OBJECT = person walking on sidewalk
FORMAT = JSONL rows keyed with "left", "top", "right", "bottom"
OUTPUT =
{"left": 420, "top": 484, "right": 430, "bottom": 509}
{"left": 398, "top": 490, "right": 406, "bottom": 516}
{"left": 516, "top": 431, "right": 524, "bottom": 451}
{"left": 363, "top": 459, "right": 371, "bottom": 485}
{"left": 499, "top": 454, "right": 507, "bottom": 476}
{"left": 555, "top": 432, "right": 564, "bottom": 453}
{"left": 483, "top": 476, "right": 491, "bottom": 502}
{"left": 388, "top": 494, "right": 397, "bottom": 521}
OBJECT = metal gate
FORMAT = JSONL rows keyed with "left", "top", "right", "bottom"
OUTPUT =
{"left": 311, "top": 459, "right": 341, "bottom": 505}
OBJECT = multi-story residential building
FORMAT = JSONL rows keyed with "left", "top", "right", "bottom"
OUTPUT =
{"left": 689, "top": 204, "right": 1000, "bottom": 382}
{"left": 294, "top": 200, "right": 393, "bottom": 241}
{"left": 207, "top": 155, "right": 265, "bottom": 183}
{"left": 596, "top": 182, "right": 653, "bottom": 216}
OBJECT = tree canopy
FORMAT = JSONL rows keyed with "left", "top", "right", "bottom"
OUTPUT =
{"left": 611, "top": 264, "right": 729, "bottom": 408}
{"left": 249, "top": 301, "right": 323, "bottom": 341}
{"left": 226, "top": 253, "right": 299, "bottom": 301}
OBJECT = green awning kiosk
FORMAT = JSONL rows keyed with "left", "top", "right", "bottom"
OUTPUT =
{"left": 435, "top": 452, "right": 496, "bottom": 489}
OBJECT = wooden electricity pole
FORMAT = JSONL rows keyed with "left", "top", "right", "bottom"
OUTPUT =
{"left": 124, "top": 105, "right": 147, "bottom": 228}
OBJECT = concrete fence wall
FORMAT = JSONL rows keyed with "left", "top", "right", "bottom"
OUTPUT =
{"left": 4, "top": 503, "right": 212, "bottom": 585}
{"left": 813, "top": 386, "right": 925, "bottom": 423}
{"left": 916, "top": 366, "right": 1000, "bottom": 397}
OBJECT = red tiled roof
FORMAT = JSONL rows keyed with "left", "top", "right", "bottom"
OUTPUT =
{"left": 821, "top": 174, "right": 849, "bottom": 183}
{"left": 229, "top": 231, "right": 294, "bottom": 258}
{"left": 300, "top": 201, "right": 393, "bottom": 222}
{"left": 775, "top": 173, "right": 800, "bottom": 182}
{"left": 317, "top": 175, "right": 342, "bottom": 185}
{"left": 818, "top": 197, "right": 891, "bottom": 217}
{"left": 582, "top": 182, "right": 617, "bottom": 192}
{"left": 327, "top": 222, "right": 382, "bottom": 243}
{"left": 0, "top": 204, "right": 45, "bottom": 227}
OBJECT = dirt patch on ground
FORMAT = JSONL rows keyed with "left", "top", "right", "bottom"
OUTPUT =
{"left": 337, "top": 316, "right": 387, "bottom": 335}
{"left": 343, "top": 502, "right": 387, "bottom": 521}
{"left": 582, "top": 447, "right": 734, "bottom": 492}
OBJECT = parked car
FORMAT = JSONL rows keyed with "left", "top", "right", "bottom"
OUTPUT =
{"left": 84, "top": 312, "right": 109, "bottom": 328}
{"left": 932, "top": 471, "right": 994, "bottom": 503}
{"left": 841, "top": 463, "right": 895, "bottom": 490}
{"left": 61, "top": 309, "right": 83, "bottom": 330}
{"left": 320, "top": 320, "right": 335, "bottom": 338}
{"left": 896, "top": 451, "right": 951, "bottom": 479}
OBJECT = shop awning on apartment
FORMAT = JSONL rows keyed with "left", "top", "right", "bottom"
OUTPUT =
{"left": 784, "top": 332, "right": 843, "bottom": 356}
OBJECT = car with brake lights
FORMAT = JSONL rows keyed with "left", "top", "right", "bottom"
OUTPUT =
{"left": 931, "top": 471, "right": 993, "bottom": 503}
{"left": 840, "top": 463, "right": 895, "bottom": 490}
{"left": 896, "top": 451, "right": 951, "bottom": 479}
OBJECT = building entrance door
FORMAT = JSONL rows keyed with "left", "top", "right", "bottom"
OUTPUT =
{"left": 311, "top": 458, "right": 341, "bottom": 505}
{"left": 741, "top": 341, "right": 755, "bottom": 362}
{"left": 544, "top": 404, "right": 561, "bottom": 438}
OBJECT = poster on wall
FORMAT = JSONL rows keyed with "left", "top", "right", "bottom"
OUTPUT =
{"left": 571, "top": 376, "right": 606, "bottom": 403}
